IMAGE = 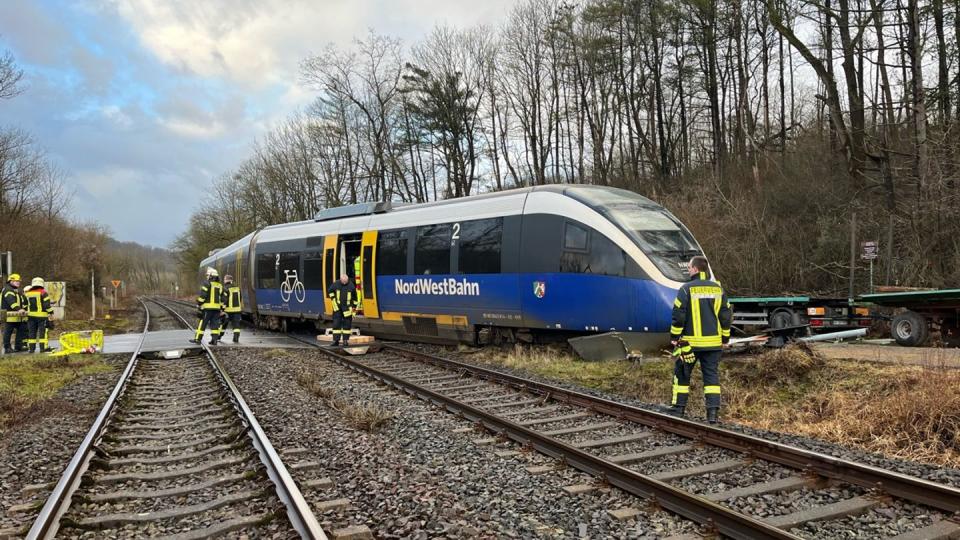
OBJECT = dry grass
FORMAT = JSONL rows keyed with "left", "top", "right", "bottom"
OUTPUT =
{"left": 0, "top": 354, "right": 113, "bottom": 431}
{"left": 297, "top": 371, "right": 394, "bottom": 432}
{"left": 264, "top": 348, "right": 294, "bottom": 360}
{"left": 474, "top": 343, "right": 960, "bottom": 467}
{"left": 296, "top": 372, "right": 337, "bottom": 401}
{"left": 328, "top": 398, "right": 395, "bottom": 432}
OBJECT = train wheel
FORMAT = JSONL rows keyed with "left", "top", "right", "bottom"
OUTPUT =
{"left": 891, "top": 311, "right": 929, "bottom": 347}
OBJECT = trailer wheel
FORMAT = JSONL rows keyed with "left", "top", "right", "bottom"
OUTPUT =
{"left": 769, "top": 309, "right": 797, "bottom": 329}
{"left": 891, "top": 311, "right": 929, "bottom": 347}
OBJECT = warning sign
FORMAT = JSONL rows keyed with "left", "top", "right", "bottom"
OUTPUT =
{"left": 111, "top": 280, "right": 122, "bottom": 288}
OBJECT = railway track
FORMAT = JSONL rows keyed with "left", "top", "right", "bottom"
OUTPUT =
{"left": 154, "top": 298, "right": 960, "bottom": 537}
{"left": 291, "top": 339, "right": 960, "bottom": 540}
{"left": 25, "top": 297, "right": 325, "bottom": 539}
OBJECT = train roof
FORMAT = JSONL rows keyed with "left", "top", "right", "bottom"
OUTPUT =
{"left": 262, "top": 184, "right": 657, "bottom": 231}
{"left": 203, "top": 184, "right": 663, "bottom": 262}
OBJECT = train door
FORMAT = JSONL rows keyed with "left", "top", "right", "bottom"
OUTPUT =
{"left": 360, "top": 230, "right": 379, "bottom": 318}
{"left": 322, "top": 235, "right": 337, "bottom": 316}
{"left": 338, "top": 233, "right": 363, "bottom": 314}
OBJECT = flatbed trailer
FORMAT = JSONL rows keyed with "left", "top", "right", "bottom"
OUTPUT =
{"left": 858, "top": 288, "right": 960, "bottom": 346}
{"left": 729, "top": 296, "right": 872, "bottom": 333}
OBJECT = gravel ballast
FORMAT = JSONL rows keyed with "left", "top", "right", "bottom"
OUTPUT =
{"left": 0, "top": 354, "right": 127, "bottom": 536}
{"left": 218, "top": 347, "right": 701, "bottom": 538}
{"left": 431, "top": 343, "right": 960, "bottom": 487}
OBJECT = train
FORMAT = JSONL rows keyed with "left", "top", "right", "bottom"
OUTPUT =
{"left": 199, "top": 185, "right": 706, "bottom": 349}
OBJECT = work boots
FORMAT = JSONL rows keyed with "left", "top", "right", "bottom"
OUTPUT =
{"left": 706, "top": 407, "right": 720, "bottom": 425}
{"left": 667, "top": 405, "right": 685, "bottom": 417}
{"left": 233, "top": 334, "right": 239, "bottom": 343}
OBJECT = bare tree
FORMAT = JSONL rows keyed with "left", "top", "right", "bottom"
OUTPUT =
{"left": 0, "top": 49, "right": 23, "bottom": 100}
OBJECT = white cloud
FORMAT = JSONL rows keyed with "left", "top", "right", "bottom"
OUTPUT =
{"left": 101, "top": 105, "right": 133, "bottom": 128}
{"left": 103, "top": 0, "right": 368, "bottom": 88}
{"left": 103, "top": 0, "right": 519, "bottom": 89}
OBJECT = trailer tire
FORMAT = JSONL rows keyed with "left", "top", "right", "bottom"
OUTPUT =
{"left": 769, "top": 309, "right": 797, "bottom": 330}
{"left": 891, "top": 311, "right": 929, "bottom": 347}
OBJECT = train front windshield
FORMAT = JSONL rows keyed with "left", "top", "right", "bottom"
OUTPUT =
{"left": 565, "top": 187, "right": 702, "bottom": 282}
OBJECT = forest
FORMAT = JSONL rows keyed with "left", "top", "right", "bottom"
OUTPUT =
{"left": 173, "top": 0, "right": 959, "bottom": 295}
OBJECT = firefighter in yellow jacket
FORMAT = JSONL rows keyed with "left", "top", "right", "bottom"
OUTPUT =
{"left": 327, "top": 273, "right": 357, "bottom": 346}
{"left": 668, "top": 256, "right": 731, "bottom": 424}
{"left": 190, "top": 269, "right": 224, "bottom": 345}
{"left": 2, "top": 274, "right": 27, "bottom": 353}
{"left": 24, "top": 277, "right": 54, "bottom": 353}
{"left": 220, "top": 274, "right": 242, "bottom": 343}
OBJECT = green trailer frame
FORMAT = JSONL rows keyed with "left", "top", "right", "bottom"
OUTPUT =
{"left": 857, "top": 289, "right": 960, "bottom": 347}
{"left": 729, "top": 296, "right": 872, "bottom": 334}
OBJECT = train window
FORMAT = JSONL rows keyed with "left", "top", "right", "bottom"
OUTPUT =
{"left": 458, "top": 218, "right": 502, "bottom": 274}
{"left": 278, "top": 253, "right": 301, "bottom": 286}
{"left": 588, "top": 234, "right": 626, "bottom": 276}
{"left": 362, "top": 245, "right": 374, "bottom": 297}
{"left": 560, "top": 228, "right": 625, "bottom": 276}
{"left": 256, "top": 253, "right": 277, "bottom": 289}
{"left": 560, "top": 251, "right": 588, "bottom": 273}
{"left": 415, "top": 224, "right": 451, "bottom": 275}
{"left": 377, "top": 230, "right": 408, "bottom": 276}
{"left": 303, "top": 251, "right": 324, "bottom": 289}
{"left": 564, "top": 222, "right": 589, "bottom": 251}
{"left": 324, "top": 248, "right": 335, "bottom": 288}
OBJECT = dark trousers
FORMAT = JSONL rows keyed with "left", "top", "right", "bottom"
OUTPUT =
{"left": 332, "top": 310, "right": 353, "bottom": 344}
{"left": 672, "top": 349, "right": 722, "bottom": 409}
{"left": 195, "top": 310, "right": 222, "bottom": 342}
{"left": 221, "top": 312, "right": 241, "bottom": 341}
{"left": 27, "top": 318, "right": 48, "bottom": 353}
{"left": 3, "top": 321, "right": 26, "bottom": 352}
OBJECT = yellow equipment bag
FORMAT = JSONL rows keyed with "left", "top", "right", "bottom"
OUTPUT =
{"left": 49, "top": 330, "right": 104, "bottom": 357}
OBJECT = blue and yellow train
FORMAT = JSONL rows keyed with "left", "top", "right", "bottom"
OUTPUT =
{"left": 199, "top": 185, "right": 706, "bottom": 346}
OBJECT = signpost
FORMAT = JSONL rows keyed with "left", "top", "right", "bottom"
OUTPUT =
{"left": 861, "top": 241, "right": 879, "bottom": 293}
{"left": 110, "top": 280, "right": 121, "bottom": 309}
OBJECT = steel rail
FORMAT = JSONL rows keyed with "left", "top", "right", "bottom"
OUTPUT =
{"left": 382, "top": 344, "right": 960, "bottom": 514}
{"left": 160, "top": 296, "right": 960, "bottom": 513}
{"left": 26, "top": 298, "right": 152, "bottom": 540}
{"left": 150, "top": 298, "right": 327, "bottom": 540}
{"left": 297, "top": 337, "right": 801, "bottom": 540}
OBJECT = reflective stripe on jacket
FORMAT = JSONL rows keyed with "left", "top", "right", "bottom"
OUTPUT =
{"left": 2, "top": 286, "right": 26, "bottom": 322}
{"left": 327, "top": 281, "right": 356, "bottom": 313}
{"left": 224, "top": 285, "right": 242, "bottom": 313}
{"left": 670, "top": 271, "right": 732, "bottom": 350}
{"left": 25, "top": 288, "right": 53, "bottom": 318}
{"left": 198, "top": 280, "right": 224, "bottom": 310}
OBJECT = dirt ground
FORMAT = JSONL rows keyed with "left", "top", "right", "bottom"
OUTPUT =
{"left": 812, "top": 342, "right": 960, "bottom": 368}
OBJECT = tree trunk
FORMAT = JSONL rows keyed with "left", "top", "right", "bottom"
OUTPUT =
{"left": 932, "top": 0, "right": 951, "bottom": 124}
{"left": 908, "top": 0, "right": 928, "bottom": 190}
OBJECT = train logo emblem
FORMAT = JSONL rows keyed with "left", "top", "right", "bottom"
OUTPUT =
{"left": 533, "top": 281, "right": 546, "bottom": 298}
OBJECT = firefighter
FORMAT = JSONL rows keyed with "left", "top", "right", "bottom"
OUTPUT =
{"left": 353, "top": 255, "right": 363, "bottom": 315}
{"left": 220, "top": 274, "right": 242, "bottom": 343}
{"left": 2, "top": 274, "right": 27, "bottom": 353}
{"left": 668, "top": 256, "right": 731, "bottom": 424}
{"left": 327, "top": 273, "right": 357, "bottom": 346}
{"left": 190, "top": 269, "right": 224, "bottom": 345}
{"left": 24, "top": 277, "right": 54, "bottom": 353}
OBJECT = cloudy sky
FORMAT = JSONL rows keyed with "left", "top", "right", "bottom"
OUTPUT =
{"left": 0, "top": 0, "right": 514, "bottom": 247}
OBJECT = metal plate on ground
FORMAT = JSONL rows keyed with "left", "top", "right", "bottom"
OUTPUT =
{"left": 48, "top": 330, "right": 311, "bottom": 354}
{"left": 568, "top": 332, "right": 670, "bottom": 361}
